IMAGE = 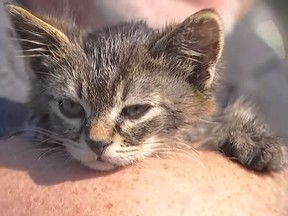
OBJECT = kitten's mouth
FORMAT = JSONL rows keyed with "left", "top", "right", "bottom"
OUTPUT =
{"left": 69, "top": 143, "right": 150, "bottom": 171}
{"left": 83, "top": 159, "right": 117, "bottom": 171}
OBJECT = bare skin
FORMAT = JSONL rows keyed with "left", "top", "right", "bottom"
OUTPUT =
{"left": 0, "top": 137, "right": 287, "bottom": 216}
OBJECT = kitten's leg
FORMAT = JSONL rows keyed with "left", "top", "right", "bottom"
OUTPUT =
{"left": 205, "top": 99, "right": 288, "bottom": 171}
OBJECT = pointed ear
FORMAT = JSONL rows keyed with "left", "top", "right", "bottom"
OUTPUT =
{"left": 6, "top": 4, "right": 71, "bottom": 77}
{"left": 149, "top": 9, "right": 224, "bottom": 91}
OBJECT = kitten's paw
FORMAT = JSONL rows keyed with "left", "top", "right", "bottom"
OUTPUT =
{"left": 219, "top": 135, "right": 288, "bottom": 171}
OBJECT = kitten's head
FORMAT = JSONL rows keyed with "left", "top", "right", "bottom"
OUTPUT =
{"left": 7, "top": 5, "right": 224, "bottom": 171}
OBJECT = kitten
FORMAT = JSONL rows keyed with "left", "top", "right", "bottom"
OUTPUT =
{"left": 6, "top": 4, "right": 287, "bottom": 171}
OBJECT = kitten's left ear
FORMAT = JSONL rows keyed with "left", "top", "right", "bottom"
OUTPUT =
{"left": 149, "top": 9, "right": 224, "bottom": 91}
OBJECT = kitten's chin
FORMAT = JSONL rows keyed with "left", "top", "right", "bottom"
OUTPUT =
{"left": 82, "top": 160, "right": 117, "bottom": 171}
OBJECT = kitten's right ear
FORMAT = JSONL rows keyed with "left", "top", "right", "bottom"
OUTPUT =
{"left": 6, "top": 4, "right": 71, "bottom": 76}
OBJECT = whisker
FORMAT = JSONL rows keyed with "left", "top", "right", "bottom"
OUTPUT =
{"left": 48, "top": 151, "right": 69, "bottom": 159}
{"left": 22, "top": 147, "right": 63, "bottom": 154}
{"left": 153, "top": 147, "right": 210, "bottom": 177}
{"left": 37, "top": 147, "right": 62, "bottom": 160}
{"left": 193, "top": 117, "right": 219, "bottom": 124}
{"left": 16, "top": 54, "right": 49, "bottom": 58}
{"left": 17, "top": 48, "right": 47, "bottom": 53}
{"left": 11, "top": 38, "right": 47, "bottom": 46}
{"left": 64, "top": 155, "right": 74, "bottom": 165}
{"left": 13, "top": 28, "right": 58, "bottom": 47}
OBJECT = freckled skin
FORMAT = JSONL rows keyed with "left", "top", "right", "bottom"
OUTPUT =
{"left": 6, "top": 4, "right": 287, "bottom": 171}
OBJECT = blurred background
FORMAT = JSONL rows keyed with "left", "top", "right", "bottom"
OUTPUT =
{"left": 1, "top": 0, "right": 288, "bottom": 141}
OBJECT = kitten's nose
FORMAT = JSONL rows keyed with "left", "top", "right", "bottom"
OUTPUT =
{"left": 87, "top": 139, "right": 111, "bottom": 155}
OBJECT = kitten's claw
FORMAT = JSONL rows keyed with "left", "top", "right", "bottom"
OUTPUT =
{"left": 219, "top": 135, "right": 288, "bottom": 171}
{"left": 205, "top": 98, "right": 288, "bottom": 172}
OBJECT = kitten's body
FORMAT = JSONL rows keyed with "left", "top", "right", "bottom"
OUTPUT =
{"left": 7, "top": 4, "right": 287, "bottom": 171}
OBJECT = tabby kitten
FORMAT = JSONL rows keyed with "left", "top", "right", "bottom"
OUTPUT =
{"left": 6, "top": 4, "right": 287, "bottom": 171}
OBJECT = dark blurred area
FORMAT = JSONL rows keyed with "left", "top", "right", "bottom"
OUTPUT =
{"left": 2, "top": 0, "right": 288, "bottom": 142}
{"left": 266, "top": 0, "right": 288, "bottom": 57}
{"left": 266, "top": 0, "right": 288, "bottom": 20}
{"left": 222, "top": 0, "right": 288, "bottom": 142}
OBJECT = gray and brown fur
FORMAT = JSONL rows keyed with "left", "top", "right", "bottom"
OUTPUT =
{"left": 6, "top": 4, "right": 287, "bottom": 171}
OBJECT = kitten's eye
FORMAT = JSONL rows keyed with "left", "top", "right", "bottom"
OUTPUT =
{"left": 122, "top": 104, "right": 151, "bottom": 119}
{"left": 58, "top": 99, "right": 85, "bottom": 119}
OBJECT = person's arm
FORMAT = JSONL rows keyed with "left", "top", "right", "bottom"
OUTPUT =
{"left": 0, "top": 137, "right": 287, "bottom": 216}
